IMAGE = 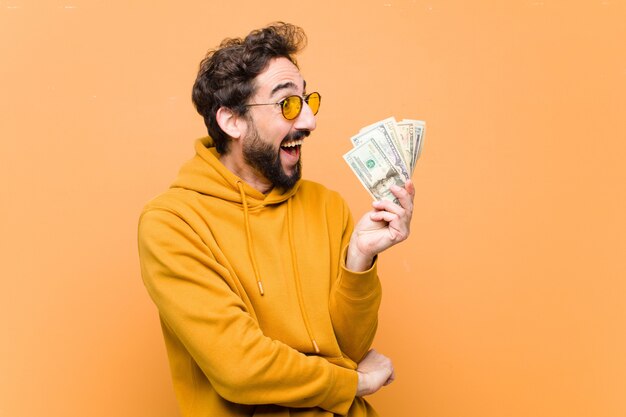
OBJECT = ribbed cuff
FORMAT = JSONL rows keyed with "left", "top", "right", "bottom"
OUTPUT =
{"left": 338, "top": 245, "right": 381, "bottom": 297}
{"left": 319, "top": 365, "right": 358, "bottom": 415}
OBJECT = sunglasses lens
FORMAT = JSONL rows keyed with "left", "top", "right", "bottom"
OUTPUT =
{"left": 306, "top": 92, "right": 321, "bottom": 115}
{"left": 282, "top": 96, "right": 302, "bottom": 120}
{"left": 280, "top": 93, "right": 321, "bottom": 120}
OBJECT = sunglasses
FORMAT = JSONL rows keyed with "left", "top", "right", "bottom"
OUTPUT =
{"left": 244, "top": 92, "right": 321, "bottom": 120}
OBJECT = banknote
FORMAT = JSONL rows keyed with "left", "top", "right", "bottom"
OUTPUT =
{"left": 351, "top": 120, "right": 410, "bottom": 181}
{"left": 402, "top": 119, "right": 425, "bottom": 169}
{"left": 344, "top": 116, "right": 426, "bottom": 202}
{"left": 343, "top": 138, "right": 405, "bottom": 203}
{"left": 395, "top": 120, "right": 416, "bottom": 174}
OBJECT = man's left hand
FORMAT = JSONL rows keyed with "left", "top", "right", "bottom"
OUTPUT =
{"left": 346, "top": 180, "right": 415, "bottom": 271}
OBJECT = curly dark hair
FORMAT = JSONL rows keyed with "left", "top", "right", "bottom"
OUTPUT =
{"left": 191, "top": 22, "right": 307, "bottom": 154}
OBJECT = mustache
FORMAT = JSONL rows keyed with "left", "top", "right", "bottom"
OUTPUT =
{"left": 281, "top": 130, "right": 310, "bottom": 144}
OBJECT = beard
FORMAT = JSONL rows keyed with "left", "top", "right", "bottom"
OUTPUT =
{"left": 242, "top": 127, "right": 307, "bottom": 192}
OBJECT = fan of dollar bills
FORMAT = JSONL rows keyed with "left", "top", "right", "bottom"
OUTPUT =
{"left": 343, "top": 117, "right": 426, "bottom": 203}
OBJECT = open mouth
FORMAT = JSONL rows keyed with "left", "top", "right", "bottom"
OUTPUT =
{"left": 280, "top": 138, "right": 303, "bottom": 157}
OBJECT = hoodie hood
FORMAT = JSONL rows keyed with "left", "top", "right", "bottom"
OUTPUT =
{"left": 170, "top": 136, "right": 305, "bottom": 299}
{"left": 170, "top": 136, "right": 301, "bottom": 207}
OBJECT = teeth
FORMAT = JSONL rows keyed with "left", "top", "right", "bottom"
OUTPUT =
{"left": 281, "top": 139, "right": 303, "bottom": 148}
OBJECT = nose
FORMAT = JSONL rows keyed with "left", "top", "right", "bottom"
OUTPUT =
{"left": 293, "top": 99, "right": 317, "bottom": 131}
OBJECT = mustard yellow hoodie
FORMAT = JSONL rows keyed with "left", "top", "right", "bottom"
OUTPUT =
{"left": 138, "top": 137, "right": 382, "bottom": 416}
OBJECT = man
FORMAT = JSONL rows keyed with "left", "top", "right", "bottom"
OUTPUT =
{"left": 138, "top": 22, "right": 415, "bottom": 417}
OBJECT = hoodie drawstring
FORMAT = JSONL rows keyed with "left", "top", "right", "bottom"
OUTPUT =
{"left": 236, "top": 181, "right": 319, "bottom": 354}
{"left": 287, "top": 199, "right": 320, "bottom": 354}
{"left": 237, "top": 181, "right": 265, "bottom": 296}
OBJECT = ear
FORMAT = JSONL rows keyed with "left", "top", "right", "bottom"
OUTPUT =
{"left": 216, "top": 107, "right": 244, "bottom": 140}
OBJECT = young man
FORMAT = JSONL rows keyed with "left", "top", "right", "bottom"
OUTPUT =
{"left": 138, "top": 22, "right": 415, "bottom": 417}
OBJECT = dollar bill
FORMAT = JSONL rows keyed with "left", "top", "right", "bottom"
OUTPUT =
{"left": 402, "top": 119, "right": 425, "bottom": 169}
{"left": 395, "top": 120, "right": 416, "bottom": 174}
{"left": 358, "top": 117, "right": 410, "bottom": 170}
{"left": 345, "top": 116, "right": 426, "bottom": 202}
{"left": 351, "top": 120, "right": 410, "bottom": 181}
{"left": 343, "top": 138, "right": 405, "bottom": 204}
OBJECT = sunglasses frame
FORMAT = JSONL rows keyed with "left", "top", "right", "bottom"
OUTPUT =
{"left": 244, "top": 91, "right": 321, "bottom": 120}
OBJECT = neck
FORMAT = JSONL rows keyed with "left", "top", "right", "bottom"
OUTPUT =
{"left": 219, "top": 152, "right": 273, "bottom": 194}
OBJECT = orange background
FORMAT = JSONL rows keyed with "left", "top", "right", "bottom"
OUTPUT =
{"left": 2, "top": 1, "right": 625, "bottom": 416}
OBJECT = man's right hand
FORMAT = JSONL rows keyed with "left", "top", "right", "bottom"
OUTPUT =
{"left": 356, "top": 349, "right": 395, "bottom": 397}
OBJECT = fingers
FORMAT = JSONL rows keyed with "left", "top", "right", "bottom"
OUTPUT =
{"left": 394, "top": 180, "right": 415, "bottom": 212}
{"left": 354, "top": 180, "right": 415, "bottom": 258}
{"left": 404, "top": 179, "right": 416, "bottom": 197}
{"left": 369, "top": 209, "right": 399, "bottom": 223}
{"left": 356, "top": 349, "right": 395, "bottom": 396}
{"left": 371, "top": 200, "right": 405, "bottom": 221}
{"left": 370, "top": 191, "right": 411, "bottom": 236}
{"left": 383, "top": 369, "right": 395, "bottom": 386}
{"left": 373, "top": 181, "right": 414, "bottom": 214}
{"left": 356, "top": 349, "right": 382, "bottom": 396}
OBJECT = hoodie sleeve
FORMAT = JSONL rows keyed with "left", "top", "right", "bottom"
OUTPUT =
{"left": 328, "top": 199, "right": 383, "bottom": 364}
{"left": 138, "top": 208, "right": 357, "bottom": 414}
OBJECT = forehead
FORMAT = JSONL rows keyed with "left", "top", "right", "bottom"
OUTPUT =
{"left": 253, "top": 57, "right": 305, "bottom": 98}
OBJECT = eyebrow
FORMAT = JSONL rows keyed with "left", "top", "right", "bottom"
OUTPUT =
{"left": 270, "top": 80, "right": 307, "bottom": 97}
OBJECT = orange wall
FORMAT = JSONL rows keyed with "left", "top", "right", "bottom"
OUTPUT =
{"left": 1, "top": 1, "right": 625, "bottom": 416}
